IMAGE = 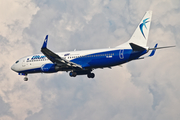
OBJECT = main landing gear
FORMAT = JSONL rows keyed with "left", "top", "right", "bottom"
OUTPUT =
{"left": 69, "top": 71, "right": 95, "bottom": 78}
{"left": 87, "top": 73, "right": 95, "bottom": 78}
{"left": 69, "top": 72, "right": 77, "bottom": 77}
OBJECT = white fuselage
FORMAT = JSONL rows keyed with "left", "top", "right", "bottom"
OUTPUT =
{"left": 11, "top": 47, "right": 129, "bottom": 73}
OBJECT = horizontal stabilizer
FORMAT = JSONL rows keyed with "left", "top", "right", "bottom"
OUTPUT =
{"left": 129, "top": 43, "right": 146, "bottom": 51}
{"left": 149, "top": 45, "right": 175, "bottom": 50}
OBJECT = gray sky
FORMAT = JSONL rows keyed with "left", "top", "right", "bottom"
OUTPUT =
{"left": 0, "top": 0, "right": 180, "bottom": 120}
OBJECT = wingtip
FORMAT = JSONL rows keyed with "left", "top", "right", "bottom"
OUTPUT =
{"left": 45, "top": 35, "right": 48, "bottom": 39}
{"left": 155, "top": 43, "right": 158, "bottom": 48}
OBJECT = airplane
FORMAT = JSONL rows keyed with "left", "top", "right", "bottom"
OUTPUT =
{"left": 11, "top": 11, "right": 175, "bottom": 81}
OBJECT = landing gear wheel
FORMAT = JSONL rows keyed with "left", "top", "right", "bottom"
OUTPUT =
{"left": 91, "top": 73, "right": 95, "bottom": 78}
{"left": 69, "top": 72, "right": 77, "bottom": 77}
{"left": 87, "top": 73, "right": 95, "bottom": 78}
{"left": 24, "top": 77, "right": 28, "bottom": 81}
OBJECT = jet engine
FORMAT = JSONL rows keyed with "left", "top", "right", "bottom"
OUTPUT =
{"left": 41, "top": 63, "right": 60, "bottom": 73}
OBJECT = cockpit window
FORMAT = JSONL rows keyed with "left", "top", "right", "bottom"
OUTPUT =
{"left": 15, "top": 60, "right": 19, "bottom": 64}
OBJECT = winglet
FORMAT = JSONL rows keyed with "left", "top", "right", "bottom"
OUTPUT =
{"left": 42, "top": 35, "right": 48, "bottom": 49}
{"left": 149, "top": 43, "right": 158, "bottom": 57}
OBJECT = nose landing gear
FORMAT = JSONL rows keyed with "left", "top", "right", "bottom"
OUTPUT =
{"left": 24, "top": 76, "right": 28, "bottom": 81}
{"left": 18, "top": 73, "right": 28, "bottom": 81}
{"left": 23, "top": 74, "right": 28, "bottom": 81}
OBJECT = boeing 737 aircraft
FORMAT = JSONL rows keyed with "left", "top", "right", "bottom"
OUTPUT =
{"left": 11, "top": 11, "right": 174, "bottom": 81}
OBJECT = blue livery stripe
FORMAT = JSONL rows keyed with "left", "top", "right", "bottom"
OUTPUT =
{"left": 18, "top": 68, "right": 42, "bottom": 74}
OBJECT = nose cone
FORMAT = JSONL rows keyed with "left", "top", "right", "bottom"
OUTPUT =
{"left": 11, "top": 64, "right": 17, "bottom": 72}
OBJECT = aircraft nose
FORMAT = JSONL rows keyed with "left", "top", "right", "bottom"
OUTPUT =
{"left": 11, "top": 64, "right": 17, "bottom": 72}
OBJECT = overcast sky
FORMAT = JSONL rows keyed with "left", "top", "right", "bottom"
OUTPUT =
{"left": 0, "top": 0, "right": 180, "bottom": 120}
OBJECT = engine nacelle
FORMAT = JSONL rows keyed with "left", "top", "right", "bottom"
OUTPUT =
{"left": 41, "top": 63, "right": 60, "bottom": 73}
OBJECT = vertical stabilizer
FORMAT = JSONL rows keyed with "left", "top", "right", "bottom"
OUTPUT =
{"left": 117, "top": 11, "right": 152, "bottom": 48}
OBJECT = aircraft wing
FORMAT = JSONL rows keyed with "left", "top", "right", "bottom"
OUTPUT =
{"left": 41, "top": 35, "right": 82, "bottom": 69}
